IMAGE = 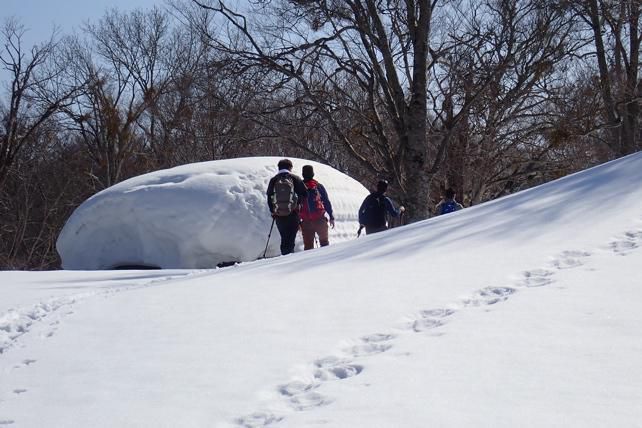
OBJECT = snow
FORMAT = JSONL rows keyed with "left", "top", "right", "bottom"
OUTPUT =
{"left": 2, "top": 153, "right": 642, "bottom": 427}
{"left": 56, "top": 157, "right": 369, "bottom": 269}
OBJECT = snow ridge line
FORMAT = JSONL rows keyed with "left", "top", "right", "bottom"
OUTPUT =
{"left": 232, "top": 223, "right": 642, "bottom": 428}
{"left": 0, "top": 271, "right": 206, "bottom": 356}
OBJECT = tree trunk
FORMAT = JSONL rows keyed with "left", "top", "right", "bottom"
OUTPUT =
{"left": 397, "top": 0, "right": 432, "bottom": 222}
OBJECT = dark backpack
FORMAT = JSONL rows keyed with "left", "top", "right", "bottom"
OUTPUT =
{"left": 300, "top": 180, "right": 326, "bottom": 221}
{"left": 272, "top": 174, "right": 298, "bottom": 216}
{"left": 440, "top": 200, "right": 459, "bottom": 215}
{"left": 359, "top": 194, "right": 386, "bottom": 227}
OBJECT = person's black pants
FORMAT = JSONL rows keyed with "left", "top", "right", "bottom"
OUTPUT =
{"left": 275, "top": 213, "right": 300, "bottom": 255}
{"left": 365, "top": 225, "right": 387, "bottom": 235}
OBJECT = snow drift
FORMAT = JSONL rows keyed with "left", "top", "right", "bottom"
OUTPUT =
{"left": 56, "top": 157, "right": 369, "bottom": 269}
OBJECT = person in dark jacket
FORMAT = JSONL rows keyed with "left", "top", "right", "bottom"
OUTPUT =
{"left": 358, "top": 179, "right": 405, "bottom": 235}
{"left": 266, "top": 159, "right": 308, "bottom": 255}
{"left": 300, "top": 165, "right": 335, "bottom": 250}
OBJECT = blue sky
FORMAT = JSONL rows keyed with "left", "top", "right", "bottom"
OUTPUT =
{"left": 2, "top": 0, "right": 163, "bottom": 47}
{"left": 1, "top": 0, "right": 164, "bottom": 85}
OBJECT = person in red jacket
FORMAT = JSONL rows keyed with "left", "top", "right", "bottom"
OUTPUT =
{"left": 299, "top": 165, "right": 335, "bottom": 250}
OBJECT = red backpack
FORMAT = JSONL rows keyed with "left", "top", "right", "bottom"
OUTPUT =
{"left": 300, "top": 180, "right": 326, "bottom": 221}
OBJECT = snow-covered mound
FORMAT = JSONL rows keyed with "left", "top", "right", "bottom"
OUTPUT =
{"left": 56, "top": 157, "right": 369, "bottom": 269}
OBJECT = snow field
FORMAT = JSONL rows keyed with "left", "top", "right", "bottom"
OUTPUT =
{"left": 2, "top": 152, "right": 642, "bottom": 426}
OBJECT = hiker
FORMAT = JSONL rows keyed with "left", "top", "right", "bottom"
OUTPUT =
{"left": 434, "top": 188, "right": 464, "bottom": 216}
{"left": 358, "top": 179, "right": 405, "bottom": 235}
{"left": 266, "top": 159, "right": 308, "bottom": 255}
{"left": 300, "top": 165, "right": 335, "bottom": 250}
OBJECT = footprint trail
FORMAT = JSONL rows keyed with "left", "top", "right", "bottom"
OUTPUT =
{"left": 231, "top": 220, "right": 642, "bottom": 427}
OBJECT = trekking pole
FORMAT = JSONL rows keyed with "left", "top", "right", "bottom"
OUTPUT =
{"left": 262, "top": 218, "right": 276, "bottom": 258}
{"left": 357, "top": 225, "right": 364, "bottom": 237}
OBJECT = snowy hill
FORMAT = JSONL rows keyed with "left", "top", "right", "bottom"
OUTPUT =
{"left": 2, "top": 153, "right": 642, "bottom": 427}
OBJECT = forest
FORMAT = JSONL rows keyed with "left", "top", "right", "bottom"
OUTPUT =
{"left": 1, "top": 0, "right": 641, "bottom": 269}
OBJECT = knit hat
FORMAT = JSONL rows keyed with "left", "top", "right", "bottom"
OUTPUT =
{"left": 302, "top": 165, "right": 314, "bottom": 180}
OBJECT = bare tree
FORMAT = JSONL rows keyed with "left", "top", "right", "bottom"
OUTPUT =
{"left": 0, "top": 18, "right": 77, "bottom": 190}
{"left": 182, "top": 0, "right": 447, "bottom": 220}
{"left": 0, "top": 120, "right": 86, "bottom": 269}
{"left": 440, "top": 0, "right": 584, "bottom": 206}
{"left": 572, "top": 0, "right": 642, "bottom": 157}
{"left": 60, "top": 8, "right": 176, "bottom": 189}
{"left": 185, "top": 0, "right": 579, "bottom": 221}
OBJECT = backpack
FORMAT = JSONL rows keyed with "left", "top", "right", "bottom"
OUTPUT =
{"left": 440, "top": 200, "right": 459, "bottom": 215}
{"left": 359, "top": 194, "right": 386, "bottom": 227}
{"left": 300, "top": 180, "right": 326, "bottom": 221}
{"left": 272, "top": 174, "right": 298, "bottom": 216}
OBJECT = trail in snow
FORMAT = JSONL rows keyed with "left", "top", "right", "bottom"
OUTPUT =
{"left": 0, "top": 271, "right": 203, "bottom": 356}
{"left": 0, "top": 294, "right": 82, "bottom": 355}
{"left": 233, "top": 219, "right": 642, "bottom": 428}
{"left": 0, "top": 270, "right": 214, "bottom": 426}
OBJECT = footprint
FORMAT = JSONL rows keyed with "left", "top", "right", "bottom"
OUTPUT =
{"left": 520, "top": 269, "right": 555, "bottom": 287}
{"left": 278, "top": 381, "right": 318, "bottom": 397}
{"left": 360, "top": 333, "right": 395, "bottom": 343}
{"left": 344, "top": 342, "right": 392, "bottom": 358}
{"left": 420, "top": 308, "right": 456, "bottom": 319}
{"left": 608, "top": 230, "right": 642, "bottom": 255}
{"left": 624, "top": 230, "right": 642, "bottom": 240}
{"left": 408, "top": 308, "right": 456, "bottom": 332}
{"left": 276, "top": 357, "right": 358, "bottom": 415}
{"left": 464, "top": 286, "right": 517, "bottom": 306}
{"left": 12, "top": 389, "right": 27, "bottom": 395}
{"left": 313, "top": 357, "right": 363, "bottom": 381}
{"left": 0, "top": 420, "right": 15, "bottom": 425}
{"left": 277, "top": 380, "right": 330, "bottom": 411}
{"left": 412, "top": 318, "right": 445, "bottom": 332}
{"left": 315, "top": 364, "right": 362, "bottom": 381}
{"left": 288, "top": 391, "right": 332, "bottom": 410}
{"left": 609, "top": 239, "right": 638, "bottom": 255}
{"left": 12, "top": 359, "right": 36, "bottom": 370}
{"left": 551, "top": 250, "right": 591, "bottom": 269}
{"left": 235, "top": 412, "right": 283, "bottom": 428}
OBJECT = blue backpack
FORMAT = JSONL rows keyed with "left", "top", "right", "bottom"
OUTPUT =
{"left": 440, "top": 200, "right": 459, "bottom": 215}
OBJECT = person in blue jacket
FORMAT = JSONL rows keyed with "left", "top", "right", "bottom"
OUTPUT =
{"left": 435, "top": 188, "right": 464, "bottom": 216}
{"left": 358, "top": 180, "right": 405, "bottom": 235}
